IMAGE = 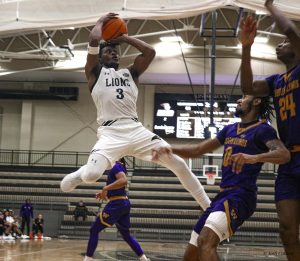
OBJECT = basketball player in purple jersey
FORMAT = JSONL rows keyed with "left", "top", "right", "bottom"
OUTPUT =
{"left": 240, "top": 1, "right": 300, "bottom": 259}
{"left": 83, "top": 158, "right": 150, "bottom": 261}
{"left": 60, "top": 13, "right": 210, "bottom": 211}
{"left": 153, "top": 95, "right": 290, "bottom": 261}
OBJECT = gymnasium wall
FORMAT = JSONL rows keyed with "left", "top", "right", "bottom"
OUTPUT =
{"left": 0, "top": 57, "right": 285, "bottom": 153}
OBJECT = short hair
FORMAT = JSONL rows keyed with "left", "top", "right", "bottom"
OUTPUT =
{"left": 256, "top": 96, "right": 274, "bottom": 122}
{"left": 99, "top": 41, "right": 119, "bottom": 57}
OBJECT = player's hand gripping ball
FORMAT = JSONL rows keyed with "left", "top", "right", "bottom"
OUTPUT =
{"left": 102, "top": 17, "right": 128, "bottom": 41}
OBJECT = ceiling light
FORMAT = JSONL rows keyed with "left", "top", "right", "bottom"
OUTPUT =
{"left": 55, "top": 50, "right": 86, "bottom": 69}
{"left": 154, "top": 42, "right": 191, "bottom": 57}
{"left": 256, "top": 10, "right": 267, "bottom": 15}
{"left": 160, "top": 36, "right": 184, "bottom": 43}
{"left": 254, "top": 36, "right": 269, "bottom": 44}
{"left": 237, "top": 43, "right": 275, "bottom": 59}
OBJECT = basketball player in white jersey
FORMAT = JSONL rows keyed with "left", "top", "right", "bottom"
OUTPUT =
{"left": 60, "top": 13, "right": 210, "bottom": 211}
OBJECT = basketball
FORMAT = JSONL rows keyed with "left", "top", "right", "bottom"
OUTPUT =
{"left": 102, "top": 17, "right": 128, "bottom": 41}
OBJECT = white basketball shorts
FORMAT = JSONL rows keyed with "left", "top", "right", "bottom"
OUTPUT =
{"left": 92, "top": 118, "right": 169, "bottom": 168}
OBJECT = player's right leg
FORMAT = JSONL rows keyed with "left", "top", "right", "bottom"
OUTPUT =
{"left": 60, "top": 153, "right": 110, "bottom": 192}
{"left": 84, "top": 216, "right": 107, "bottom": 261}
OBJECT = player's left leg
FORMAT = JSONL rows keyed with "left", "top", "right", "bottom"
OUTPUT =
{"left": 116, "top": 206, "right": 150, "bottom": 261}
{"left": 156, "top": 152, "right": 211, "bottom": 210}
{"left": 131, "top": 127, "right": 210, "bottom": 210}
{"left": 117, "top": 227, "right": 149, "bottom": 261}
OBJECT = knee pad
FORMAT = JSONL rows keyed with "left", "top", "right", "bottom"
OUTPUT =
{"left": 81, "top": 154, "right": 109, "bottom": 183}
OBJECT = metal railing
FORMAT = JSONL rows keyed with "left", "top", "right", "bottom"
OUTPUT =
{"left": 0, "top": 149, "right": 277, "bottom": 175}
{"left": 0, "top": 149, "right": 89, "bottom": 168}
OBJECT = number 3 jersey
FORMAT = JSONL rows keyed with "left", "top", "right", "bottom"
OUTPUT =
{"left": 217, "top": 121, "right": 278, "bottom": 191}
{"left": 266, "top": 64, "right": 300, "bottom": 174}
{"left": 91, "top": 67, "right": 138, "bottom": 125}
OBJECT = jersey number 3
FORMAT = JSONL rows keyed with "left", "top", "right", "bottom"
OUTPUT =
{"left": 279, "top": 93, "right": 296, "bottom": 121}
{"left": 116, "top": 88, "right": 124, "bottom": 99}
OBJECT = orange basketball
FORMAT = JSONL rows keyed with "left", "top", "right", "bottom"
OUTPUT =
{"left": 102, "top": 17, "right": 128, "bottom": 41}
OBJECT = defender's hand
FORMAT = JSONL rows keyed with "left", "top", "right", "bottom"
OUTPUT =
{"left": 152, "top": 146, "right": 173, "bottom": 161}
{"left": 230, "top": 153, "right": 258, "bottom": 174}
{"left": 96, "top": 190, "right": 108, "bottom": 201}
{"left": 240, "top": 16, "right": 257, "bottom": 48}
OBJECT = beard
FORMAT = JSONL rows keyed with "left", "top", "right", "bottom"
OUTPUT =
{"left": 234, "top": 107, "right": 243, "bottom": 117}
{"left": 105, "top": 62, "right": 119, "bottom": 70}
{"left": 235, "top": 102, "right": 252, "bottom": 117}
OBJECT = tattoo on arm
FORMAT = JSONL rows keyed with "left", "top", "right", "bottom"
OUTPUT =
{"left": 266, "top": 139, "right": 280, "bottom": 151}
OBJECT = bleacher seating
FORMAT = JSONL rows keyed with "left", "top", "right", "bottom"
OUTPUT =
{"left": 0, "top": 169, "right": 282, "bottom": 245}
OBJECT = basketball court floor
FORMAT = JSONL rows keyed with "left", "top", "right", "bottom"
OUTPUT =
{"left": 0, "top": 239, "right": 287, "bottom": 261}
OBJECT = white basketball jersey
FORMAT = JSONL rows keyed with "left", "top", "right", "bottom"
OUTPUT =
{"left": 91, "top": 67, "right": 138, "bottom": 125}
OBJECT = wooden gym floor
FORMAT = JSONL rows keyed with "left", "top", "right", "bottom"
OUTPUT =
{"left": 0, "top": 239, "right": 287, "bottom": 261}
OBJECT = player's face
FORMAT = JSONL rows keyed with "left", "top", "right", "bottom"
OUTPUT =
{"left": 276, "top": 38, "right": 295, "bottom": 62}
{"left": 235, "top": 95, "right": 254, "bottom": 117}
{"left": 101, "top": 46, "right": 120, "bottom": 68}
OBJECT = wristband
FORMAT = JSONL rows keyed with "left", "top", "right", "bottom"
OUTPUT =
{"left": 87, "top": 44, "right": 100, "bottom": 55}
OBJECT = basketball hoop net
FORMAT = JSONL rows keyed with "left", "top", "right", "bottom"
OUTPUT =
{"left": 203, "top": 165, "right": 218, "bottom": 185}
{"left": 206, "top": 172, "right": 216, "bottom": 185}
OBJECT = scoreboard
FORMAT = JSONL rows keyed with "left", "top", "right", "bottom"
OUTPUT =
{"left": 153, "top": 93, "right": 240, "bottom": 139}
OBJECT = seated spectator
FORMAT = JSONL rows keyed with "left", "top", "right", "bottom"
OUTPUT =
{"left": 74, "top": 200, "right": 89, "bottom": 221}
{"left": 4, "top": 210, "right": 22, "bottom": 239}
{"left": 32, "top": 214, "right": 44, "bottom": 237}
